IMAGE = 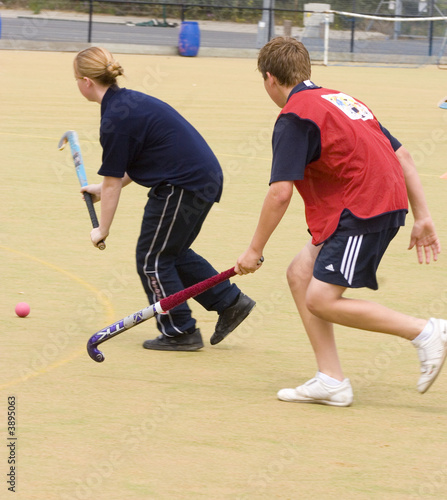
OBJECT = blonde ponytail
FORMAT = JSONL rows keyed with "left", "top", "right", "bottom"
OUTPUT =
{"left": 74, "top": 47, "right": 124, "bottom": 86}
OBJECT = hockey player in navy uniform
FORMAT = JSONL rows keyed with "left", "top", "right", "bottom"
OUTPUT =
{"left": 74, "top": 47, "right": 256, "bottom": 351}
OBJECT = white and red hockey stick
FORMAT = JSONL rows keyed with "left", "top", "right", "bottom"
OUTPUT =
{"left": 87, "top": 267, "right": 239, "bottom": 362}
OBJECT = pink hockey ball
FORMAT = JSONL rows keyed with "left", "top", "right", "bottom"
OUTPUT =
{"left": 15, "top": 302, "right": 30, "bottom": 318}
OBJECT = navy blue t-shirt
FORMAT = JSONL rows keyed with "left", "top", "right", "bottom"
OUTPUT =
{"left": 98, "top": 86, "right": 223, "bottom": 203}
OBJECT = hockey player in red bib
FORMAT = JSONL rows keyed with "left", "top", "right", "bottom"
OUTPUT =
{"left": 236, "top": 37, "right": 446, "bottom": 406}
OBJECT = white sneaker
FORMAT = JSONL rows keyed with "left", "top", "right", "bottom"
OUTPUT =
{"left": 416, "top": 318, "right": 447, "bottom": 394}
{"left": 277, "top": 377, "right": 353, "bottom": 407}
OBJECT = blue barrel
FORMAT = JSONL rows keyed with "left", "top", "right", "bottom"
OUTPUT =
{"left": 178, "top": 21, "right": 200, "bottom": 57}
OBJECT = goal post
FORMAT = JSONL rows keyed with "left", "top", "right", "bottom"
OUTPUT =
{"left": 319, "top": 9, "right": 447, "bottom": 66}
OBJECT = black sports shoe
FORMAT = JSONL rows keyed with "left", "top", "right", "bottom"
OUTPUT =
{"left": 210, "top": 293, "right": 256, "bottom": 345}
{"left": 142, "top": 329, "right": 204, "bottom": 351}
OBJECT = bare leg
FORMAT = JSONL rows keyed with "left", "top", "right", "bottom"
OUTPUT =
{"left": 287, "top": 241, "right": 345, "bottom": 381}
{"left": 305, "top": 278, "right": 427, "bottom": 340}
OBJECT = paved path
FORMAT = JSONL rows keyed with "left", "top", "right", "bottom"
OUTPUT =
{"left": 0, "top": 8, "right": 443, "bottom": 62}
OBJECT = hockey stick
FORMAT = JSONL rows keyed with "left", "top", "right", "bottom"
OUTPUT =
{"left": 58, "top": 130, "right": 106, "bottom": 250}
{"left": 87, "top": 267, "right": 238, "bottom": 363}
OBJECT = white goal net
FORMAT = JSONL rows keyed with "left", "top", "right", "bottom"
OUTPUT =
{"left": 299, "top": 7, "right": 447, "bottom": 66}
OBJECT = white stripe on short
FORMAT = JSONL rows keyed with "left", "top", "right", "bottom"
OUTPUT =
{"left": 340, "top": 235, "right": 363, "bottom": 285}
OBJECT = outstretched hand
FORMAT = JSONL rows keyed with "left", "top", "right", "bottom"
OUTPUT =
{"left": 408, "top": 217, "right": 441, "bottom": 264}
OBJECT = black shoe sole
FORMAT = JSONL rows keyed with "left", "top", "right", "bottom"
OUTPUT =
{"left": 142, "top": 341, "right": 204, "bottom": 351}
{"left": 210, "top": 301, "right": 256, "bottom": 345}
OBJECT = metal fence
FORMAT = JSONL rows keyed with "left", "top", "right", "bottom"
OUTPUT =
{"left": 82, "top": 0, "right": 447, "bottom": 49}
{"left": 2, "top": 0, "right": 447, "bottom": 63}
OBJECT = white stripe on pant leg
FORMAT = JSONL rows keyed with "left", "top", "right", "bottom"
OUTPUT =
{"left": 154, "top": 188, "right": 184, "bottom": 289}
{"left": 154, "top": 189, "right": 185, "bottom": 336}
{"left": 143, "top": 188, "right": 174, "bottom": 336}
{"left": 142, "top": 186, "right": 184, "bottom": 336}
{"left": 143, "top": 186, "right": 175, "bottom": 278}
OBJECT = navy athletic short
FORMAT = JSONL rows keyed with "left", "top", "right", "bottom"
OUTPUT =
{"left": 313, "top": 227, "right": 400, "bottom": 290}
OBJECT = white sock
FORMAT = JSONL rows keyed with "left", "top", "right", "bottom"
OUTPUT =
{"left": 411, "top": 319, "right": 434, "bottom": 346}
{"left": 316, "top": 371, "right": 343, "bottom": 387}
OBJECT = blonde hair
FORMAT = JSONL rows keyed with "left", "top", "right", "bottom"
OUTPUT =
{"left": 74, "top": 47, "right": 124, "bottom": 86}
{"left": 257, "top": 37, "right": 311, "bottom": 87}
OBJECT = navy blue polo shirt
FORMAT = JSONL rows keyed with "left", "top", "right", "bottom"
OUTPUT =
{"left": 98, "top": 86, "right": 223, "bottom": 203}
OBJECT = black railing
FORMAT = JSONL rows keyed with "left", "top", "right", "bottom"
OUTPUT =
{"left": 82, "top": 0, "right": 444, "bottom": 56}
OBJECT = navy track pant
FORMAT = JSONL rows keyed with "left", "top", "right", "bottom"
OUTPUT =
{"left": 136, "top": 184, "right": 240, "bottom": 337}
